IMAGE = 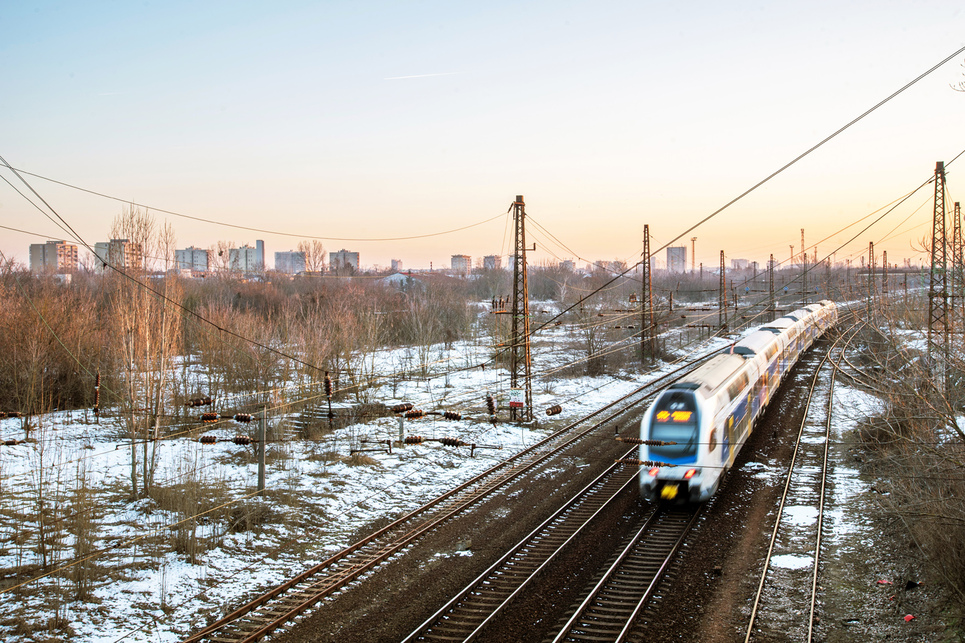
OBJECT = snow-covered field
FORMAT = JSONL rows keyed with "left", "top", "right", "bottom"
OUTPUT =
{"left": 0, "top": 305, "right": 739, "bottom": 643}
{"left": 0, "top": 302, "right": 879, "bottom": 643}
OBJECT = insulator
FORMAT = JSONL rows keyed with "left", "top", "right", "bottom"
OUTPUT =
{"left": 404, "top": 435, "right": 425, "bottom": 444}
{"left": 4, "top": 439, "right": 19, "bottom": 446}
{"left": 95, "top": 373, "right": 100, "bottom": 388}
{"left": 443, "top": 411, "right": 462, "bottom": 421}
{"left": 232, "top": 435, "right": 252, "bottom": 445}
{"left": 440, "top": 437, "right": 466, "bottom": 447}
{"left": 391, "top": 403, "right": 414, "bottom": 413}
{"left": 200, "top": 412, "right": 219, "bottom": 423}
{"left": 616, "top": 436, "right": 645, "bottom": 445}
{"left": 641, "top": 460, "right": 676, "bottom": 468}
{"left": 0, "top": 412, "right": 5, "bottom": 419}
{"left": 234, "top": 413, "right": 253, "bottom": 423}
{"left": 405, "top": 409, "right": 425, "bottom": 419}
{"left": 485, "top": 394, "right": 496, "bottom": 415}
{"left": 545, "top": 404, "right": 562, "bottom": 416}
{"left": 324, "top": 373, "right": 333, "bottom": 397}
{"left": 202, "top": 396, "right": 212, "bottom": 405}
{"left": 199, "top": 435, "right": 218, "bottom": 444}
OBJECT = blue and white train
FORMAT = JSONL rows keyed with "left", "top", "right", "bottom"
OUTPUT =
{"left": 639, "top": 300, "right": 838, "bottom": 502}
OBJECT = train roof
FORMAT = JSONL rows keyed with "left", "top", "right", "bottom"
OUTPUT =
{"left": 760, "top": 316, "right": 798, "bottom": 332}
{"left": 672, "top": 353, "right": 747, "bottom": 397}
{"left": 729, "top": 329, "right": 781, "bottom": 356}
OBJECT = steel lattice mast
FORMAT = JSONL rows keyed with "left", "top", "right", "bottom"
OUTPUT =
{"left": 952, "top": 201, "right": 963, "bottom": 342}
{"left": 768, "top": 253, "right": 775, "bottom": 320}
{"left": 641, "top": 225, "right": 656, "bottom": 364}
{"left": 927, "top": 161, "right": 949, "bottom": 386}
{"left": 718, "top": 250, "right": 727, "bottom": 331}
{"left": 509, "top": 195, "right": 533, "bottom": 422}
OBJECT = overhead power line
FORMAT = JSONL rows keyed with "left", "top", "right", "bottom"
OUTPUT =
{"left": 0, "top": 166, "right": 505, "bottom": 242}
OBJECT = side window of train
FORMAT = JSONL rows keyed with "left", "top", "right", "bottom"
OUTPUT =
{"left": 708, "top": 427, "right": 717, "bottom": 452}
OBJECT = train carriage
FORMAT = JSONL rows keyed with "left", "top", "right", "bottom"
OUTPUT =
{"left": 639, "top": 300, "right": 837, "bottom": 503}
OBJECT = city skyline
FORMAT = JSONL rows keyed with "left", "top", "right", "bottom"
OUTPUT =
{"left": 3, "top": 2, "right": 965, "bottom": 273}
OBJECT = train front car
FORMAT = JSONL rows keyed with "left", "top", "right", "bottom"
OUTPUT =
{"left": 639, "top": 352, "right": 754, "bottom": 503}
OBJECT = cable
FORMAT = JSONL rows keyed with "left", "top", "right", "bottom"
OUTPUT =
{"left": 0, "top": 165, "right": 507, "bottom": 243}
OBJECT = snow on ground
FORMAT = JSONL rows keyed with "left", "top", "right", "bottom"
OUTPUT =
{"left": 0, "top": 304, "right": 687, "bottom": 643}
{"left": 0, "top": 305, "right": 881, "bottom": 643}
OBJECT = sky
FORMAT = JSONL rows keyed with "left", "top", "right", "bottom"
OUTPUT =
{"left": 2, "top": 1, "right": 965, "bottom": 272}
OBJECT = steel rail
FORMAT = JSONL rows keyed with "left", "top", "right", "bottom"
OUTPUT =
{"left": 181, "top": 352, "right": 717, "bottom": 643}
{"left": 552, "top": 506, "right": 701, "bottom": 643}
{"left": 401, "top": 452, "right": 639, "bottom": 642}
{"left": 743, "top": 320, "right": 857, "bottom": 642}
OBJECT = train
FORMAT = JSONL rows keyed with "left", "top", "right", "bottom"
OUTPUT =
{"left": 638, "top": 299, "right": 838, "bottom": 503}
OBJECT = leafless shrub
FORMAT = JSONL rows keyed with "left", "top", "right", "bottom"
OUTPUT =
{"left": 854, "top": 304, "right": 965, "bottom": 601}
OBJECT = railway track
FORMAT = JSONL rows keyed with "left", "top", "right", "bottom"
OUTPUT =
{"left": 181, "top": 352, "right": 717, "bottom": 643}
{"left": 401, "top": 454, "right": 639, "bottom": 642}
{"left": 550, "top": 505, "right": 701, "bottom": 643}
{"left": 742, "top": 322, "right": 856, "bottom": 642}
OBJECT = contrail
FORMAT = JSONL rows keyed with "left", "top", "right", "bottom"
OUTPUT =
{"left": 384, "top": 71, "right": 461, "bottom": 80}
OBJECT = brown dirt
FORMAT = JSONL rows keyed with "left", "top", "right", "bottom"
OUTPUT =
{"left": 277, "top": 351, "right": 963, "bottom": 643}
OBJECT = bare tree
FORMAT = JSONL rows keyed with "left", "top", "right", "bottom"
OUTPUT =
{"left": 108, "top": 205, "right": 184, "bottom": 499}
{"left": 298, "top": 239, "right": 327, "bottom": 273}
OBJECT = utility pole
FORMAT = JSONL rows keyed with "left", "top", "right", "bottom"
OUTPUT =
{"left": 882, "top": 250, "right": 888, "bottom": 295}
{"left": 768, "top": 253, "right": 775, "bottom": 320}
{"left": 641, "top": 225, "right": 656, "bottom": 364}
{"left": 868, "top": 242, "right": 875, "bottom": 318}
{"left": 509, "top": 195, "right": 533, "bottom": 422}
{"left": 718, "top": 250, "right": 727, "bottom": 331}
{"left": 690, "top": 237, "right": 697, "bottom": 273}
{"left": 257, "top": 409, "right": 266, "bottom": 496}
{"left": 951, "top": 201, "right": 963, "bottom": 342}
{"left": 927, "top": 161, "right": 949, "bottom": 389}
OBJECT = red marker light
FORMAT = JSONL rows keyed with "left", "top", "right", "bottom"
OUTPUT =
{"left": 648, "top": 467, "right": 660, "bottom": 477}
{"left": 684, "top": 468, "right": 697, "bottom": 480}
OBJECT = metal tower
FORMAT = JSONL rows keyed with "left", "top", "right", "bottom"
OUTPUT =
{"left": 867, "top": 242, "right": 875, "bottom": 317}
{"left": 927, "top": 162, "right": 949, "bottom": 386}
{"left": 641, "top": 225, "right": 656, "bottom": 363}
{"left": 882, "top": 250, "right": 888, "bottom": 296}
{"left": 768, "top": 254, "right": 775, "bottom": 320}
{"left": 509, "top": 195, "right": 533, "bottom": 422}
{"left": 951, "top": 201, "right": 963, "bottom": 341}
{"left": 718, "top": 250, "right": 727, "bottom": 330}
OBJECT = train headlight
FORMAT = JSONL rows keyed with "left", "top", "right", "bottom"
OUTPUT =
{"left": 684, "top": 468, "right": 699, "bottom": 480}
{"left": 648, "top": 467, "right": 660, "bottom": 477}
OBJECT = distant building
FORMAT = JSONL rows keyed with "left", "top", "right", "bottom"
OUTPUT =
{"left": 275, "top": 250, "right": 307, "bottom": 274}
{"left": 175, "top": 246, "right": 209, "bottom": 273}
{"left": 29, "top": 240, "right": 78, "bottom": 273}
{"left": 230, "top": 244, "right": 262, "bottom": 272}
{"left": 451, "top": 254, "right": 471, "bottom": 276}
{"left": 730, "top": 258, "right": 750, "bottom": 270}
{"left": 94, "top": 239, "right": 143, "bottom": 271}
{"left": 330, "top": 249, "right": 360, "bottom": 274}
{"left": 391, "top": 259, "right": 403, "bottom": 272}
{"left": 560, "top": 259, "right": 575, "bottom": 272}
{"left": 483, "top": 255, "right": 502, "bottom": 271}
{"left": 609, "top": 260, "right": 627, "bottom": 274}
{"left": 667, "top": 246, "right": 687, "bottom": 273}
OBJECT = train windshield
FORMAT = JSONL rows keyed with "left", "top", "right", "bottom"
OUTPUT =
{"left": 649, "top": 391, "right": 699, "bottom": 460}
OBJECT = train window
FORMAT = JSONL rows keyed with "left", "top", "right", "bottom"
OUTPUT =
{"left": 649, "top": 391, "right": 699, "bottom": 459}
{"left": 708, "top": 428, "right": 717, "bottom": 452}
{"left": 726, "top": 372, "right": 750, "bottom": 401}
